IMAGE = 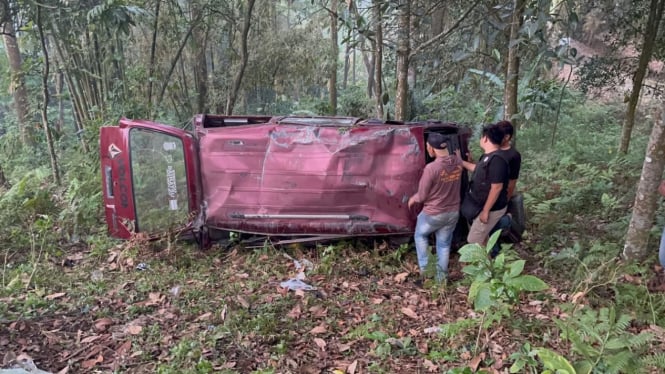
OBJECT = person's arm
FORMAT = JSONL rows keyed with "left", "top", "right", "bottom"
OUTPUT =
{"left": 507, "top": 179, "right": 517, "bottom": 200}
{"left": 408, "top": 169, "right": 432, "bottom": 209}
{"left": 659, "top": 180, "right": 665, "bottom": 197}
{"left": 479, "top": 183, "right": 502, "bottom": 223}
{"left": 506, "top": 151, "right": 521, "bottom": 200}
{"left": 455, "top": 149, "right": 476, "bottom": 172}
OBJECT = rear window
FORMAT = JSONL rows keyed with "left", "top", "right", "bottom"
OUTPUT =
{"left": 129, "top": 128, "right": 190, "bottom": 233}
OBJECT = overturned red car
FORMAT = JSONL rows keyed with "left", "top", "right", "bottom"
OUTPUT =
{"left": 100, "top": 114, "right": 493, "bottom": 246}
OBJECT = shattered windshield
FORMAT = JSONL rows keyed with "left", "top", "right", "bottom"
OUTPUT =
{"left": 129, "top": 128, "right": 190, "bottom": 233}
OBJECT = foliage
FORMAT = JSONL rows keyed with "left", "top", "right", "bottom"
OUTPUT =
{"left": 458, "top": 231, "right": 548, "bottom": 322}
{"left": 556, "top": 306, "right": 660, "bottom": 374}
{"left": 535, "top": 347, "right": 577, "bottom": 374}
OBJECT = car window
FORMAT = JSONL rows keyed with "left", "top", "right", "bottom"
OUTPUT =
{"left": 129, "top": 128, "right": 190, "bottom": 233}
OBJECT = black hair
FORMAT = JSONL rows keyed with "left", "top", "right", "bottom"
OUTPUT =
{"left": 481, "top": 124, "right": 504, "bottom": 145}
{"left": 496, "top": 120, "right": 514, "bottom": 139}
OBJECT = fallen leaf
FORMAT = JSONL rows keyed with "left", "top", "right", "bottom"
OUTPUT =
{"left": 107, "top": 252, "right": 118, "bottom": 263}
{"left": 469, "top": 354, "right": 483, "bottom": 372}
{"left": 116, "top": 340, "right": 132, "bottom": 356}
{"left": 126, "top": 325, "right": 143, "bottom": 335}
{"left": 371, "top": 298, "right": 384, "bottom": 305}
{"left": 347, "top": 360, "right": 358, "bottom": 374}
{"left": 45, "top": 292, "right": 66, "bottom": 300}
{"left": 310, "top": 324, "right": 327, "bottom": 334}
{"left": 337, "top": 343, "right": 352, "bottom": 352}
{"left": 571, "top": 291, "right": 585, "bottom": 303}
{"left": 146, "top": 292, "right": 163, "bottom": 306}
{"left": 401, "top": 307, "right": 419, "bottom": 319}
{"left": 81, "top": 354, "right": 103, "bottom": 369}
{"left": 237, "top": 296, "right": 250, "bottom": 308}
{"left": 80, "top": 335, "right": 100, "bottom": 344}
{"left": 56, "top": 366, "right": 70, "bottom": 374}
{"left": 424, "top": 359, "right": 438, "bottom": 372}
{"left": 94, "top": 318, "right": 113, "bottom": 332}
{"left": 314, "top": 338, "right": 326, "bottom": 350}
{"left": 196, "top": 312, "right": 212, "bottom": 321}
{"left": 287, "top": 304, "right": 302, "bottom": 319}
{"left": 394, "top": 272, "right": 409, "bottom": 283}
{"left": 3, "top": 352, "right": 16, "bottom": 366}
{"left": 309, "top": 306, "right": 327, "bottom": 317}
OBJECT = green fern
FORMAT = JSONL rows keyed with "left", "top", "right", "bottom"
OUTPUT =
{"left": 556, "top": 306, "right": 655, "bottom": 374}
{"left": 640, "top": 352, "right": 665, "bottom": 370}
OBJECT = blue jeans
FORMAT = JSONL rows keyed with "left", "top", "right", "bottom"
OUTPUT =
{"left": 414, "top": 211, "right": 459, "bottom": 281}
{"left": 660, "top": 226, "right": 665, "bottom": 268}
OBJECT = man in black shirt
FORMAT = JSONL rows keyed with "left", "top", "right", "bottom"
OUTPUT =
{"left": 459, "top": 124, "right": 510, "bottom": 246}
{"left": 489, "top": 120, "right": 522, "bottom": 255}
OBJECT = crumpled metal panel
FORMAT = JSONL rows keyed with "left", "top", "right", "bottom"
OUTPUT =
{"left": 198, "top": 123, "right": 425, "bottom": 236}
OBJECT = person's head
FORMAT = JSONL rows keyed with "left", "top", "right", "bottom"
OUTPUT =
{"left": 495, "top": 120, "right": 514, "bottom": 147}
{"left": 480, "top": 123, "right": 503, "bottom": 152}
{"left": 426, "top": 133, "right": 449, "bottom": 157}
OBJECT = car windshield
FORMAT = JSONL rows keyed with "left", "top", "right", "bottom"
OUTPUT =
{"left": 129, "top": 128, "right": 190, "bottom": 233}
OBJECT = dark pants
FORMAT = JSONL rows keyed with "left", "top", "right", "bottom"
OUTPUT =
{"left": 489, "top": 214, "right": 512, "bottom": 258}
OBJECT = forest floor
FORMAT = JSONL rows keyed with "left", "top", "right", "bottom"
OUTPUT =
{"left": 1, "top": 235, "right": 663, "bottom": 373}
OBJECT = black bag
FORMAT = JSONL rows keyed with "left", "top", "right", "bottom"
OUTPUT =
{"left": 460, "top": 192, "right": 483, "bottom": 221}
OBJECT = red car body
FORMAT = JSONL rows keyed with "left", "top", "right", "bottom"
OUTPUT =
{"left": 100, "top": 115, "right": 472, "bottom": 244}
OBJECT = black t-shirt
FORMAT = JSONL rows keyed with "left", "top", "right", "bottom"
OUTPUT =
{"left": 500, "top": 147, "right": 521, "bottom": 180}
{"left": 470, "top": 152, "right": 509, "bottom": 211}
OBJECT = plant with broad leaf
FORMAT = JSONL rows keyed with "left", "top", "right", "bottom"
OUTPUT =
{"left": 458, "top": 231, "right": 549, "bottom": 317}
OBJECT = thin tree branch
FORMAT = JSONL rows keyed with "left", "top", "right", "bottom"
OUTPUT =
{"left": 409, "top": 0, "right": 482, "bottom": 58}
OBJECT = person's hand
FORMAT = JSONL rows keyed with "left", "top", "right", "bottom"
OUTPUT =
{"left": 479, "top": 210, "right": 489, "bottom": 224}
{"left": 659, "top": 181, "right": 665, "bottom": 197}
{"left": 408, "top": 196, "right": 417, "bottom": 209}
{"left": 454, "top": 149, "right": 462, "bottom": 159}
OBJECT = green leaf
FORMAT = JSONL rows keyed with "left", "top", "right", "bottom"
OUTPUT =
{"left": 509, "top": 260, "right": 525, "bottom": 277}
{"left": 492, "top": 48, "right": 501, "bottom": 62}
{"left": 505, "top": 275, "right": 548, "bottom": 291}
{"left": 573, "top": 360, "right": 592, "bottom": 374}
{"left": 536, "top": 348, "right": 576, "bottom": 374}
{"left": 493, "top": 252, "right": 506, "bottom": 270}
{"left": 509, "top": 359, "right": 525, "bottom": 373}
{"left": 468, "top": 68, "right": 505, "bottom": 87}
{"left": 604, "top": 337, "right": 628, "bottom": 350}
{"left": 458, "top": 243, "right": 487, "bottom": 264}
{"left": 486, "top": 230, "right": 501, "bottom": 254}
{"left": 473, "top": 283, "right": 492, "bottom": 311}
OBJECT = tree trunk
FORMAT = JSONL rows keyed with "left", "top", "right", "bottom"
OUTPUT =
{"left": 0, "top": 163, "right": 6, "bottom": 187}
{"left": 147, "top": 0, "right": 161, "bottom": 114}
{"left": 619, "top": 0, "right": 665, "bottom": 154}
{"left": 373, "top": 0, "right": 384, "bottom": 119}
{"left": 395, "top": 0, "right": 411, "bottom": 121}
{"left": 157, "top": 21, "right": 197, "bottom": 109}
{"left": 2, "top": 20, "right": 33, "bottom": 146}
{"left": 504, "top": 0, "right": 524, "bottom": 129}
{"left": 329, "top": 0, "right": 338, "bottom": 115}
{"left": 192, "top": 2, "right": 209, "bottom": 114}
{"left": 226, "top": 0, "right": 256, "bottom": 115}
{"left": 623, "top": 108, "right": 665, "bottom": 260}
{"left": 55, "top": 69, "right": 64, "bottom": 134}
{"left": 37, "top": 7, "right": 60, "bottom": 186}
{"left": 343, "top": 40, "right": 350, "bottom": 90}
